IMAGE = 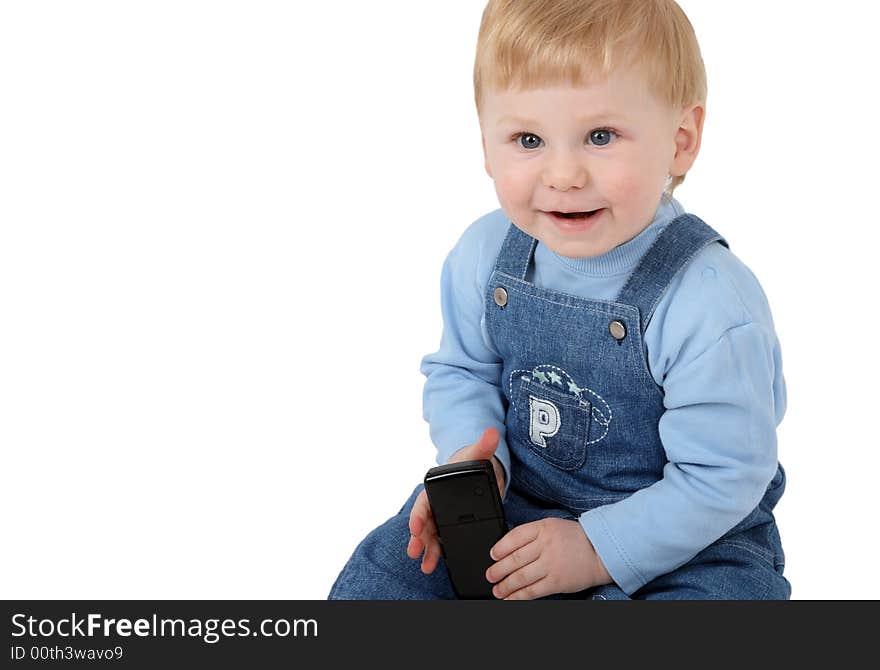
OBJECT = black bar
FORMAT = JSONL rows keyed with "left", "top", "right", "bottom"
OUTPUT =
{"left": 2, "top": 601, "right": 875, "bottom": 666}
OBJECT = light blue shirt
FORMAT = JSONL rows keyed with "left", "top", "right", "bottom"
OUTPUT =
{"left": 419, "top": 195, "right": 786, "bottom": 592}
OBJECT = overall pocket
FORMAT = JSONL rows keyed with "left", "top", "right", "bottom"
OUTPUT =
{"left": 513, "top": 376, "right": 591, "bottom": 471}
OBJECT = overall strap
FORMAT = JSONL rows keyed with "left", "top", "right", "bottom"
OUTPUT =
{"left": 493, "top": 223, "right": 539, "bottom": 281}
{"left": 615, "top": 213, "right": 728, "bottom": 333}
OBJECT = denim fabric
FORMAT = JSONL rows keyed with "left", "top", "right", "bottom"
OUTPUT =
{"left": 328, "top": 214, "right": 789, "bottom": 600}
{"left": 328, "top": 483, "right": 599, "bottom": 600}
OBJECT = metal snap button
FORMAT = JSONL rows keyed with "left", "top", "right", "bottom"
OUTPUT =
{"left": 609, "top": 320, "right": 626, "bottom": 341}
{"left": 493, "top": 287, "right": 508, "bottom": 308}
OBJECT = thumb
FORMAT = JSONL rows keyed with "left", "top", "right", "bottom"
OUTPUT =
{"left": 462, "top": 427, "right": 500, "bottom": 461}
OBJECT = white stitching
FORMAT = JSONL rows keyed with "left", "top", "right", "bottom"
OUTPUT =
{"left": 508, "top": 365, "right": 613, "bottom": 445}
{"left": 508, "top": 368, "right": 532, "bottom": 400}
{"left": 496, "top": 275, "right": 639, "bottom": 318}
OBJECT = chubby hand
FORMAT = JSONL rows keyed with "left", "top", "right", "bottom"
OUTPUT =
{"left": 485, "top": 517, "right": 612, "bottom": 600}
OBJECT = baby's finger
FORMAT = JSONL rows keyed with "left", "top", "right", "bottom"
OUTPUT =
{"left": 408, "top": 515, "right": 440, "bottom": 561}
{"left": 490, "top": 520, "right": 540, "bottom": 562}
{"left": 486, "top": 539, "right": 541, "bottom": 585}
{"left": 414, "top": 498, "right": 439, "bottom": 540}
{"left": 422, "top": 507, "right": 438, "bottom": 539}
{"left": 407, "top": 533, "right": 425, "bottom": 560}
{"left": 408, "top": 492, "right": 430, "bottom": 535}
{"left": 489, "top": 550, "right": 545, "bottom": 599}
{"left": 421, "top": 536, "right": 442, "bottom": 574}
{"left": 410, "top": 514, "right": 439, "bottom": 559}
{"left": 503, "top": 575, "right": 553, "bottom": 601}
{"left": 409, "top": 513, "right": 423, "bottom": 537}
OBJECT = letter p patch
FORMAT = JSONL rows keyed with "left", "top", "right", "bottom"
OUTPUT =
{"left": 528, "top": 396, "right": 560, "bottom": 448}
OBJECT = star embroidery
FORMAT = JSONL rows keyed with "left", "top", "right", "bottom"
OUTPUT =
{"left": 548, "top": 371, "right": 562, "bottom": 386}
{"left": 533, "top": 370, "right": 549, "bottom": 384}
{"left": 568, "top": 380, "right": 582, "bottom": 394}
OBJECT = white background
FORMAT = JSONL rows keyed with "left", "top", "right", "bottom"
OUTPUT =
{"left": 1, "top": 1, "right": 877, "bottom": 600}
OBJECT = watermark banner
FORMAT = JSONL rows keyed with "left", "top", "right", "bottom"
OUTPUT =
{"left": 2, "top": 600, "right": 872, "bottom": 666}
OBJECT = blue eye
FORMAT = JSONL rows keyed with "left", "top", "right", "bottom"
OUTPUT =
{"left": 517, "top": 133, "right": 542, "bottom": 150}
{"left": 589, "top": 129, "right": 617, "bottom": 146}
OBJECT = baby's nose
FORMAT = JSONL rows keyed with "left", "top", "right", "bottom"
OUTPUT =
{"left": 542, "top": 155, "right": 588, "bottom": 190}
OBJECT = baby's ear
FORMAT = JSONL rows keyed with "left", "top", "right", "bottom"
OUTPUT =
{"left": 670, "top": 103, "right": 705, "bottom": 177}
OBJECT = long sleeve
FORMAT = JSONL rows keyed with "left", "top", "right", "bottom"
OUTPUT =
{"left": 420, "top": 212, "right": 513, "bottom": 499}
{"left": 578, "top": 243, "right": 786, "bottom": 594}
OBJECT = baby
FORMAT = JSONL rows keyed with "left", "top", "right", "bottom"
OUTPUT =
{"left": 329, "top": 0, "right": 790, "bottom": 600}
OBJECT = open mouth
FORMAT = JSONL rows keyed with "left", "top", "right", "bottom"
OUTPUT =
{"left": 549, "top": 209, "right": 602, "bottom": 220}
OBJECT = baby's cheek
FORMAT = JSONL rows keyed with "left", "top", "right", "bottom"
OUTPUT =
{"left": 494, "top": 172, "right": 530, "bottom": 209}
{"left": 603, "top": 171, "right": 643, "bottom": 204}
{"left": 606, "top": 172, "right": 662, "bottom": 224}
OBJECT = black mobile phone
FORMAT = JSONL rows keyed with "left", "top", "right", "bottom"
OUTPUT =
{"left": 423, "top": 459, "right": 508, "bottom": 600}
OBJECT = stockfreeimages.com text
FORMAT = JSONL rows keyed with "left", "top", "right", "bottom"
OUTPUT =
{"left": 11, "top": 612, "right": 317, "bottom": 644}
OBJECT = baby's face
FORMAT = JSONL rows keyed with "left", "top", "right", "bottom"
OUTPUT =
{"left": 479, "top": 66, "right": 701, "bottom": 258}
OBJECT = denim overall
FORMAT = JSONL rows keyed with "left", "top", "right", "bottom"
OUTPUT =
{"left": 329, "top": 214, "right": 790, "bottom": 600}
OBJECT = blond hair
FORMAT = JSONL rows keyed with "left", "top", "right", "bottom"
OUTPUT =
{"left": 473, "top": 0, "right": 707, "bottom": 194}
